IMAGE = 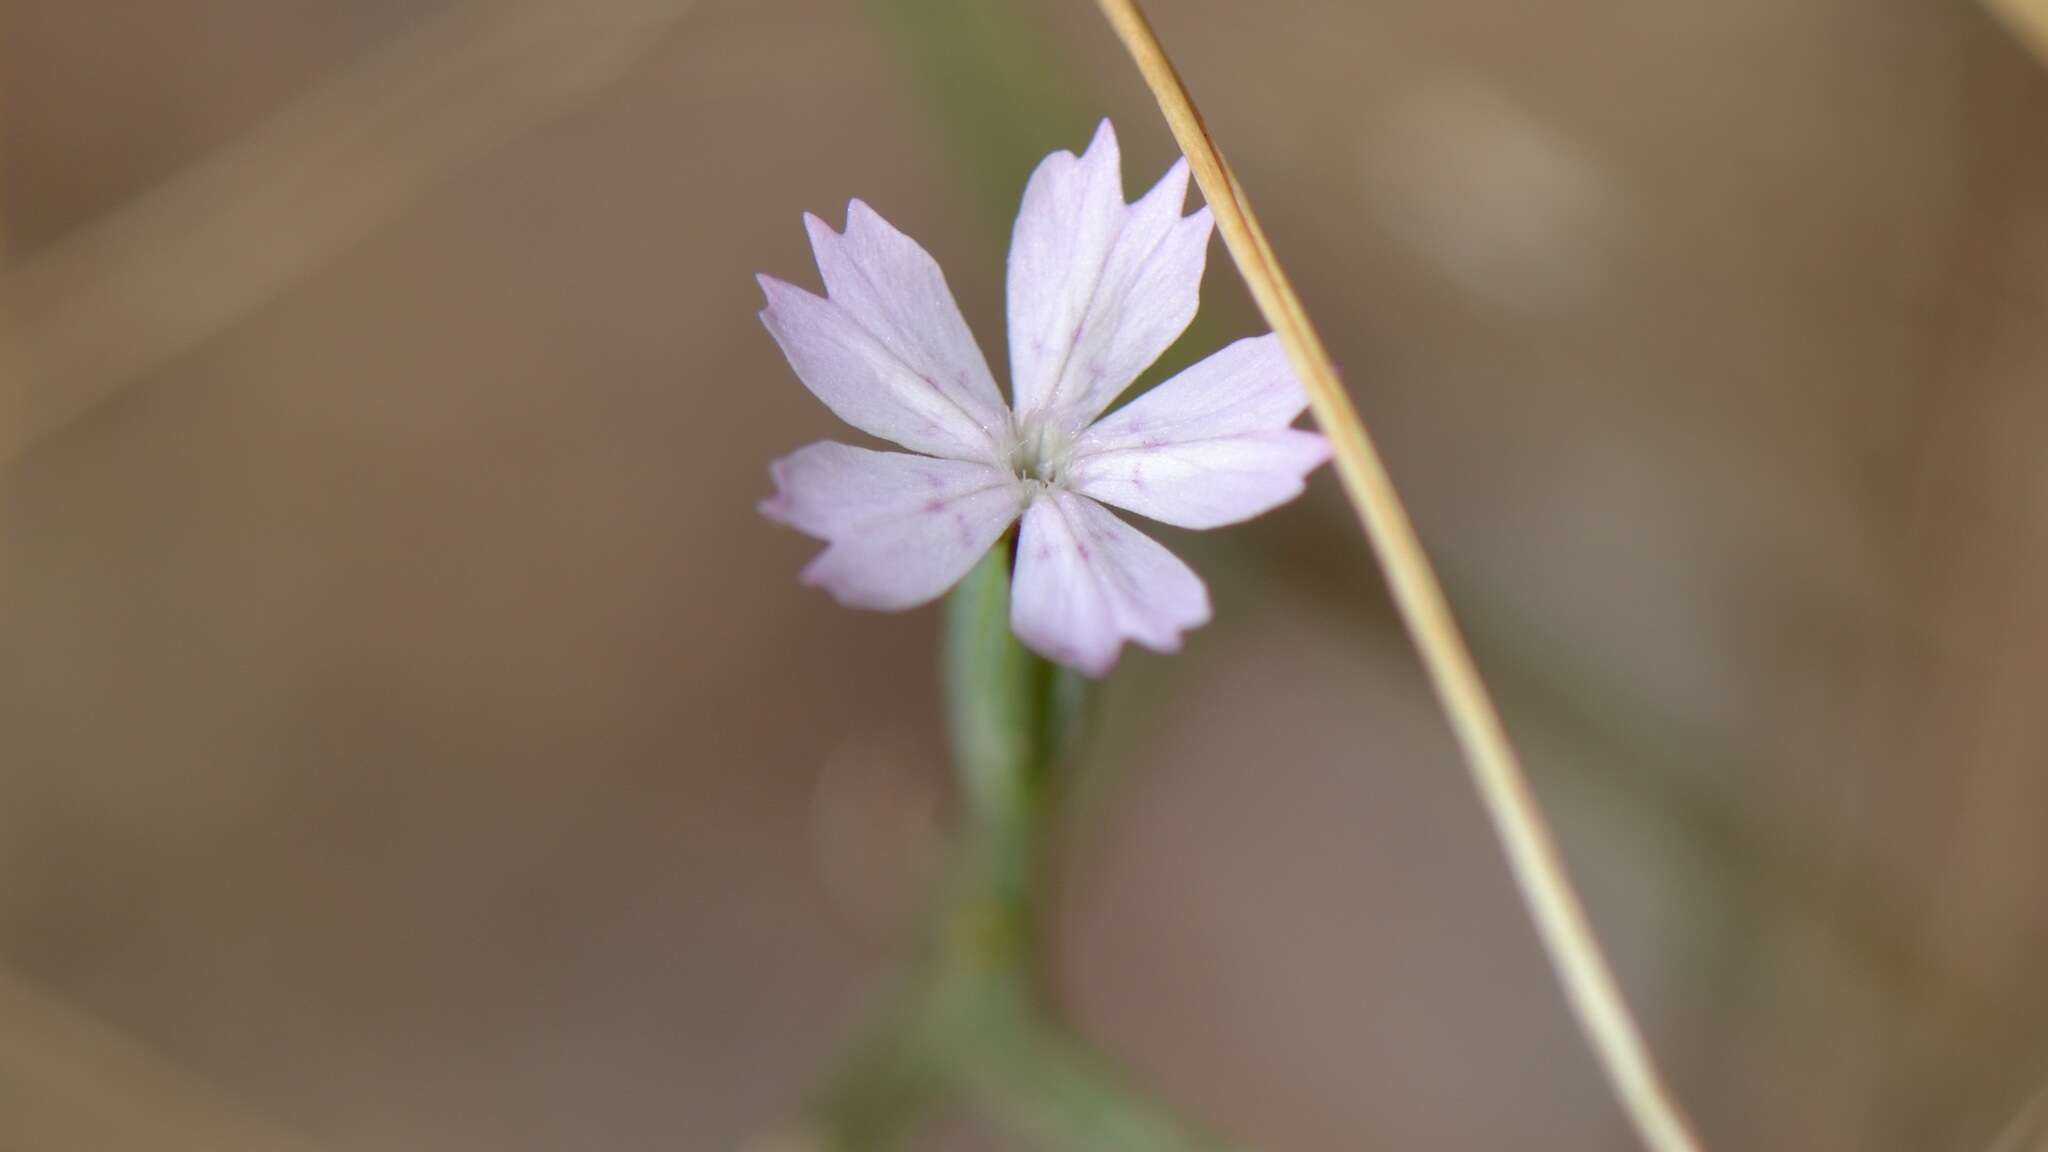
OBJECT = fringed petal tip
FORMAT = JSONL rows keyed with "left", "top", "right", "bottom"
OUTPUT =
{"left": 759, "top": 442, "right": 1022, "bottom": 613}
{"left": 1064, "top": 334, "right": 1331, "bottom": 529}
{"left": 756, "top": 452, "right": 810, "bottom": 539}
{"left": 801, "top": 203, "right": 882, "bottom": 255}
{"left": 794, "top": 550, "right": 873, "bottom": 608}
{"left": 763, "top": 201, "right": 1008, "bottom": 462}
{"left": 1089, "top": 117, "right": 1122, "bottom": 158}
{"left": 1010, "top": 491, "right": 1211, "bottom": 677}
{"left": 756, "top": 457, "right": 808, "bottom": 537}
{"left": 1007, "top": 120, "right": 1212, "bottom": 427}
{"left": 1301, "top": 430, "right": 1334, "bottom": 468}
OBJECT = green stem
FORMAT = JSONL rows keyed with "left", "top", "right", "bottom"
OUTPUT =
{"left": 812, "top": 965, "right": 971, "bottom": 1150}
{"left": 814, "top": 540, "right": 1232, "bottom": 1152}
{"left": 968, "top": 1018, "right": 1242, "bottom": 1152}
{"left": 943, "top": 539, "right": 1057, "bottom": 931}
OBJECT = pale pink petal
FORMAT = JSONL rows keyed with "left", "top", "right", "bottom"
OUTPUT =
{"left": 1009, "top": 491, "right": 1210, "bottom": 676}
{"left": 761, "top": 442, "right": 1024, "bottom": 610}
{"left": 760, "top": 201, "right": 1011, "bottom": 463}
{"left": 805, "top": 203, "right": 1010, "bottom": 439}
{"left": 1006, "top": 120, "right": 1213, "bottom": 428}
{"left": 1067, "top": 335, "right": 1331, "bottom": 528}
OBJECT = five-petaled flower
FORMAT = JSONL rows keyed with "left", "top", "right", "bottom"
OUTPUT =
{"left": 758, "top": 120, "right": 1330, "bottom": 676}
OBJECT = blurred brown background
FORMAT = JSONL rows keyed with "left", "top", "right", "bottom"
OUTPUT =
{"left": 4, "top": 1, "right": 2048, "bottom": 1149}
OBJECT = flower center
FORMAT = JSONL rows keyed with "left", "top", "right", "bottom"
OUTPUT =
{"left": 1008, "top": 409, "right": 1074, "bottom": 489}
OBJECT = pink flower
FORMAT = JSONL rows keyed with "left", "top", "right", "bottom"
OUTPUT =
{"left": 759, "top": 120, "right": 1330, "bottom": 676}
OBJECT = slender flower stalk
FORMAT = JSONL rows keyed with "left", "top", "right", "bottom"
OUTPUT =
{"left": 1091, "top": 3, "right": 1708, "bottom": 1151}
{"left": 807, "top": 545, "right": 1234, "bottom": 1152}
{"left": 758, "top": 105, "right": 1326, "bottom": 1152}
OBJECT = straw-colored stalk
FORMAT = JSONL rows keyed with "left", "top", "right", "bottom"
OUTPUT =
{"left": 1092, "top": 3, "right": 1705, "bottom": 1150}
{"left": 1984, "top": 0, "right": 2048, "bottom": 67}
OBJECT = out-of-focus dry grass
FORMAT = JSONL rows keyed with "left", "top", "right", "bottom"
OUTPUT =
{"left": 1989, "top": 0, "right": 2048, "bottom": 64}
{"left": 0, "top": 967, "right": 320, "bottom": 1150}
{"left": 2, "top": 2, "right": 2047, "bottom": 1150}
{"left": 1, "top": 0, "right": 694, "bottom": 460}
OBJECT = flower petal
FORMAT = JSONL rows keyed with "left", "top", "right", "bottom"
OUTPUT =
{"left": 1006, "top": 120, "right": 1213, "bottom": 429}
{"left": 759, "top": 202, "right": 1008, "bottom": 463}
{"left": 761, "top": 442, "right": 1024, "bottom": 610}
{"left": 1010, "top": 491, "right": 1210, "bottom": 676}
{"left": 1067, "top": 335, "right": 1331, "bottom": 528}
